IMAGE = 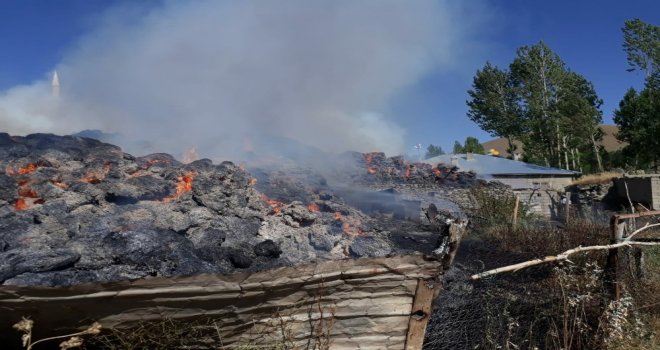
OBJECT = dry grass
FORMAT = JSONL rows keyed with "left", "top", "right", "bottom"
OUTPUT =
{"left": 80, "top": 297, "right": 337, "bottom": 349}
{"left": 472, "top": 222, "right": 660, "bottom": 349}
{"left": 13, "top": 318, "right": 102, "bottom": 350}
{"left": 570, "top": 172, "right": 621, "bottom": 186}
{"left": 83, "top": 318, "right": 228, "bottom": 350}
{"left": 467, "top": 186, "right": 530, "bottom": 231}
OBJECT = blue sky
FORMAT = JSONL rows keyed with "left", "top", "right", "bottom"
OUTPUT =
{"left": 0, "top": 0, "right": 657, "bottom": 155}
{"left": 393, "top": 0, "right": 658, "bottom": 153}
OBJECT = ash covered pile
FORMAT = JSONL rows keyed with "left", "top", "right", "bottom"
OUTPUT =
{"left": 349, "top": 151, "right": 479, "bottom": 187}
{"left": 0, "top": 133, "right": 471, "bottom": 287}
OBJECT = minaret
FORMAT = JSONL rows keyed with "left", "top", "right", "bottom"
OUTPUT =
{"left": 51, "top": 71, "right": 60, "bottom": 97}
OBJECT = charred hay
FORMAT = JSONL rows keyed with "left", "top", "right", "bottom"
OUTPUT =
{"left": 0, "top": 134, "right": 481, "bottom": 287}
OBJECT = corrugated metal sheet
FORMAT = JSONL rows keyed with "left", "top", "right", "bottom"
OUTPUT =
{"left": 0, "top": 255, "right": 441, "bottom": 349}
{"left": 424, "top": 154, "right": 579, "bottom": 177}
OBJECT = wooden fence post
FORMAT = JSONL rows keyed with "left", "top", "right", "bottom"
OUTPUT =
{"left": 564, "top": 191, "right": 570, "bottom": 225}
{"left": 605, "top": 215, "right": 626, "bottom": 301}
{"left": 512, "top": 195, "right": 519, "bottom": 229}
{"left": 405, "top": 279, "right": 439, "bottom": 350}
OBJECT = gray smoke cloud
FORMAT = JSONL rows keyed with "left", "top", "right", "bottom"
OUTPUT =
{"left": 0, "top": 0, "right": 488, "bottom": 159}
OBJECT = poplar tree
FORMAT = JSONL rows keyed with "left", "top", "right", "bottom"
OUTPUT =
{"left": 614, "top": 85, "right": 660, "bottom": 170}
{"left": 463, "top": 137, "right": 486, "bottom": 154}
{"left": 467, "top": 62, "right": 523, "bottom": 157}
{"left": 615, "top": 19, "right": 659, "bottom": 171}
{"left": 467, "top": 42, "right": 603, "bottom": 170}
{"left": 622, "top": 18, "right": 659, "bottom": 79}
{"left": 425, "top": 144, "right": 444, "bottom": 159}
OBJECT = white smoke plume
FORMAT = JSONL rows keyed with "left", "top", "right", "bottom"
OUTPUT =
{"left": 0, "top": 0, "right": 488, "bottom": 159}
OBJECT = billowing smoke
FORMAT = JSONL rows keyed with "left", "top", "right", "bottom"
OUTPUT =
{"left": 0, "top": 0, "right": 486, "bottom": 159}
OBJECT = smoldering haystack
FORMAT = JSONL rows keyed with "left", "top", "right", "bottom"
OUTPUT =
{"left": 0, "top": 133, "right": 469, "bottom": 287}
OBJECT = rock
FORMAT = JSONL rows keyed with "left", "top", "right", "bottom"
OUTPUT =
{"left": 308, "top": 230, "right": 334, "bottom": 251}
{"left": 227, "top": 248, "right": 253, "bottom": 269}
{"left": 348, "top": 236, "right": 392, "bottom": 258}
{"left": 0, "top": 249, "right": 80, "bottom": 282}
{"left": 254, "top": 240, "right": 282, "bottom": 258}
{"left": 281, "top": 202, "right": 316, "bottom": 226}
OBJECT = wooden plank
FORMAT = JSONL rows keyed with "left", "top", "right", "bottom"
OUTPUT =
{"left": 404, "top": 279, "right": 439, "bottom": 350}
{"left": 0, "top": 255, "right": 443, "bottom": 349}
{"left": 614, "top": 210, "right": 660, "bottom": 220}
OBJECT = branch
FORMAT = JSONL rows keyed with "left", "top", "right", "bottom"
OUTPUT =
{"left": 470, "top": 241, "right": 660, "bottom": 280}
{"left": 470, "top": 223, "right": 660, "bottom": 280}
{"left": 470, "top": 216, "right": 660, "bottom": 280}
{"left": 625, "top": 222, "right": 660, "bottom": 241}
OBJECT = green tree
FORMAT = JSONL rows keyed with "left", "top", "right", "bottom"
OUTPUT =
{"left": 467, "top": 62, "right": 523, "bottom": 157}
{"left": 466, "top": 42, "right": 603, "bottom": 171}
{"left": 622, "top": 18, "right": 659, "bottom": 78}
{"left": 555, "top": 72, "right": 605, "bottom": 172}
{"left": 463, "top": 136, "right": 485, "bottom": 154}
{"left": 424, "top": 144, "right": 444, "bottom": 159}
{"left": 614, "top": 19, "right": 660, "bottom": 171}
{"left": 452, "top": 141, "right": 464, "bottom": 154}
{"left": 614, "top": 85, "right": 660, "bottom": 170}
{"left": 509, "top": 42, "right": 568, "bottom": 167}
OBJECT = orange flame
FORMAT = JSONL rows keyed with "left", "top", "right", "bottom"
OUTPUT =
{"left": 434, "top": 168, "right": 442, "bottom": 176}
{"left": 19, "top": 163, "right": 38, "bottom": 174}
{"left": 51, "top": 181, "right": 67, "bottom": 188}
{"left": 163, "top": 172, "right": 195, "bottom": 202}
{"left": 307, "top": 202, "right": 320, "bottom": 213}
{"left": 333, "top": 211, "right": 364, "bottom": 236}
{"left": 364, "top": 153, "right": 378, "bottom": 174}
{"left": 18, "top": 187, "right": 39, "bottom": 198}
{"left": 15, "top": 198, "right": 27, "bottom": 211}
{"left": 342, "top": 221, "right": 363, "bottom": 237}
{"left": 405, "top": 165, "right": 411, "bottom": 178}
{"left": 82, "top": 163, "right": 112, "bottom": 184}
{"left": 6, "top": 163, "right": 39, "bottom": 176}
{"left": 261, "top": 193, "right": 285, "bottom": 214}
{"left": 14, "top": 179, "right": 42, "bottom": 211}
{"left": 82, "top": 172, "right": 104, "bottom": 184}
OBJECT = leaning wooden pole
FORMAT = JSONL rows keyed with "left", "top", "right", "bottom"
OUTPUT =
{"left": 512, "top": 195, "right": 519, "bottom": 229}
{"left": 564, "top": 191, "right": 570, "bottom": 225}
{"left": 404, "top": 279, "right": 440, "bottom": 350}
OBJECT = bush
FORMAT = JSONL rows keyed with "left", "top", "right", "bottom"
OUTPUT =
{"left": 467, "top": 186, "right": 530, "bottom": 233}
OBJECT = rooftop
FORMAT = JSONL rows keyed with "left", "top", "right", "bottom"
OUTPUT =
{"left": 423, "top": 153, "right": 580, "bottom": 178}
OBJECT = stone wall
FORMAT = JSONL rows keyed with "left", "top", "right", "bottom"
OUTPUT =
{"left": 568, "top": 183, "right": 617, "bottom": 222}
{"left": 515, "top": 188, "right": 563, "bottom": 218}
{"left": 494, "top": 176, "right": 574, "bottom": 192}
{"left": 614, "top": 175, "right": 660, "bottom": 210}
{"left": 486, "top": 176, "right": 574, "bottom": 218}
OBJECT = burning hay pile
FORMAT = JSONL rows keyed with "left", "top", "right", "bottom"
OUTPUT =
{"left": 0, "top": 134, "right": 470, "bottom": 287}
{"left": 0, "top": 133, "right": 498, "bottom": 349}
{"left": 353, "top": 151, "right": 478, "bottom": 188}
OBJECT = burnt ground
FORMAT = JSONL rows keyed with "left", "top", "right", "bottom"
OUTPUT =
{"left": 0, "top": 133, "right": 479, "bottom": 287}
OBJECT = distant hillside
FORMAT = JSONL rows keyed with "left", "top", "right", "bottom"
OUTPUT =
{"left": 482, "top": 125, "right": 626, "bottom": 157}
